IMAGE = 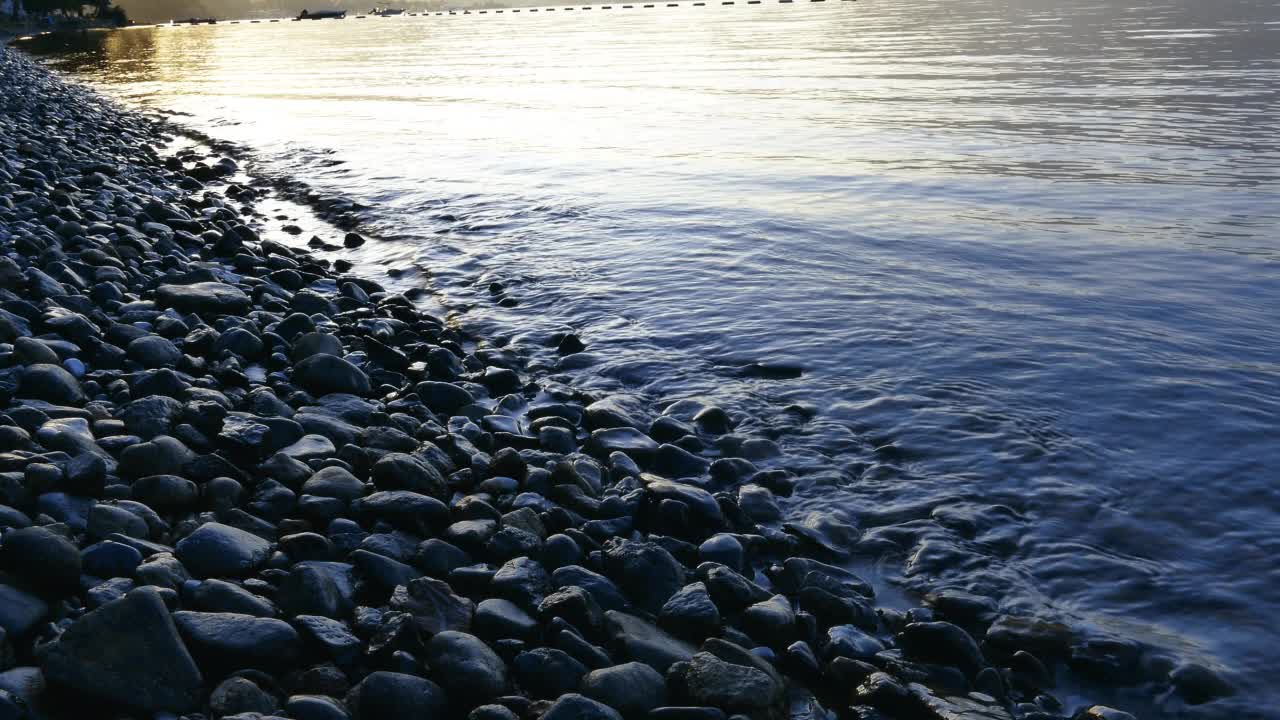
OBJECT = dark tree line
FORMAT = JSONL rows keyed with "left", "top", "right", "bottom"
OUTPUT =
{"left": 11, "top": 0, "right": 129, "bottom": 24}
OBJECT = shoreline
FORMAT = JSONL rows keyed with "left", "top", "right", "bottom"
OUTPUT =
{"left": 0, "top": 44, "right": 1193, "bottom": 720}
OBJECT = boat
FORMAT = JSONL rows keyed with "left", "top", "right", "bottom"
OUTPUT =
{"left": 369, "top": 7, "right": 406, "bottom": 15}
{"left": 297, "top": 9, "right": 348, "bottom": 19}
{"left": 176, "top": 17, "right": 217, "bottom": 24}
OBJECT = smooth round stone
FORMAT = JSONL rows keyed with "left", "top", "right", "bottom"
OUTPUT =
{"left": 698, "top": 534, "right": 744, "bottom": 572}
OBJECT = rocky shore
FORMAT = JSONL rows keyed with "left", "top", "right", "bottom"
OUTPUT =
{"left": 0, "top": 45, "right": 1192, "bottom": 720}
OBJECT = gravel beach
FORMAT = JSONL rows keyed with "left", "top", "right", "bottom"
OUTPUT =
{"left": 0, "top": 44, "right": 1198, "bottom": 720}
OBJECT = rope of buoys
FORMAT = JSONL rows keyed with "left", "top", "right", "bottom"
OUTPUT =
{"left": 142, "top": 0, "right": 851, "bottom": 27}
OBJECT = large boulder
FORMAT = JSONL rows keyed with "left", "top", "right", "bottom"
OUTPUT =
{"left": 39, "top": 587, "right": 203, "bottom": 713}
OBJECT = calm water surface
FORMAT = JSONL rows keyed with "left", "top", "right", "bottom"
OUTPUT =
{"left": 30, "top": 0, "right": 1280, "bottom": 715}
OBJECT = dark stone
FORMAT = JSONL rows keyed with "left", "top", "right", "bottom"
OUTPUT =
{"left": 679, "top": 651, "right": 785, "bottom": 713}
{"left": 543, "top": 693, "right": 624, "bottom": 720}
{"left": 1, "top": 526, "right": 81, "bottom": 593}
{"left": 186, "top": 578, "right": 277, "bottom": 617}
{"left": 175, "top": 522, "right": 272, "bottom": 578}
{"left": 581, "top": 661, "right": 666, "bottom": 717}
{"left": 127, "top": 335, "right": 182, "bottom": 368}
{"left": 17, "top": 364, "right": 83, "bottom": 405}
{"left": 513, "top": 647, "right": 588, "bottom": 698}
{"left": 210, "top": 676, "right": 279, "bottom": 717}
{"left": 173, "top": 611, "right": 302, "bottom": 670}
{"left": 389, "top": 576, "right": 475, "bottom": 635}
{"left": 659, "top": 582, "right": 720, "bottom": 641}
{"left": 81, "top": 540, "right": 143, "bottom": 579}
{"left": 371, "top": 452, "right": 447, "bottom": 500}
{"left": 602, "top": 539, "right": 685, "bottom": 614}
{"left": 898, "top": 621, "right": 986, "bottom": 677}
{"left": 294, "top": 354, "right": 372, "bottom": 396}
{"left": 474, "top": 598, "right": 539, "bottom": 642}
{"left": 0, "top": 584, "right": 48, "bottom": 639}
{"left": 345, "top": 671, "right": 446, "bottom": 720}
{"left": 156, "top": 282, "right": 251, "bottom": 316}
{"left": 825, "top": 625, "right": 884, "bottom": 661}
{"left": 39, "top": 587, "right": 203, "bottom": 713}
{"left": 425, "top": 630, "right": 508, "bottom": 699}
{"left": 604, "top": 611, "right": 695, "bottom": 673}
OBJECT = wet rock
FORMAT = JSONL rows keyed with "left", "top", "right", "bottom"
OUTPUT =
{"left": 292, "top": 332, "right": 345, "bottom": 362}
{"left": 475, "top": 598, "right": 539, "bottom": 641}
{"left": 585, "top": 428, "right": 658, "bottom": 465}
{"left": 660, "top": 582, "right": 721, "bottom": 640}
{"left": 39, "top": 587, "right": 202, "bottom": 713}
{"left": 542, "top": 693, "right": 624, "bottom": 720}
{"left": 679, "top": 650, "right": 785, "bottom": 714}
{"left": 0, "top": 526, "right": 81, "bottom": 594}
{"left": 173, "top": 611, "right": 302, "bottom": 670}
{"left": 1168, "top": 662, "right": 1234, "bottom": 704}
{"left": 210, "top": 676, "right": 279, "bottom": 717}
{"left": 186, "top": 578, "right": 277, "bottom": 617}
{"left": 604, "top": 611, "right": 696, "bottom": 673}
{"left": 390, "top": 576, "right": 475, "bottom": 635}
{"left": 825, "top": 625, "right": 884, "bottom": 660}
{"left": 294, "top": 354, "right": 371, "bottom": 396}
{"left": 371, "top": 452, "right": 447, "bottom": 500}
{"left": 345, "top": 671, "right": 446, "bottom": 720}
{"left": 127, "top": 334, "right": 182, "bottom": 368}
{"left": 17, "top": 364, "right": 83, "bottom": 405}
{"left": 0, "top": 584, "right": 48, "bottom": 639}
{"left": 898, "top": 621, "right": 986, "bottom": 676}
{"left": 513, "top": 647, "right": 588, "bottom": 698}
{"left": 581, "top": 661, "right": 667, "bottom": 717}
{"left": 425, "top": 630, "right": 508, "bottom": 699}
{"left": 81, "top": 539, "right": 144, "bottom": 579}
{"left": 156, "top": 282, "right": 251, "bottom": 316}
{"left": 602, "top": 539, "right": 685, "bottom": 614}
{"left": 175, "top": 522, "right": 272, "bottom": 578}
{"left": 286, "top": 694, "right": 352, "bottom": 720}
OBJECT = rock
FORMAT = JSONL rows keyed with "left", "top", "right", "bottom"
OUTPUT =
{"left": 0, "top": 584, "right": 48, "bottom": 639}
{"left": 604, "top": 611, "right": 696, "bottom": 673}
{"left": 984, "top": 615, "right": 1072, "bottom": 660}
{"left": 127, "top": 335, "right": 182, "bottom": 368}
{"left": 119, "top": 396, "right": 184, "bottom": 439}
{"left": 371, "top": 453, "right": 446, "bottom": 500}
{"left": 210, "top": 676, "right": 279, "bottom": 717}
{"left": 898, "top": 621, "right": 986, "bottom": 676}
{"left": 186, "top": 579, "right": 277, "bottom": 617}
{"left": 415, "top": 381, "right": 475, "bottom": 414}
{"left": 740, "top": 595, "right": 797, "bottom": 649}
{"left": 538, "top": 585, "right": 604, "bottom": 637}
{"left": 301, "top": 465, "right": 365, "bottom": 500}
{"left": 17, "top": 364, "right": 83, "bottom": 405}
{"left": 552, "top": 565, "right": 630, "bottom": 613}
{"left": 491, "top": 556, "right": 552, "bottom": 610}
{"left": 287, "top": 694, "right": 352, "bottom": 720}
{"left": 680, "top": 651, "right": 785, "bottom": 713}
{"left": 175, "top": 522, "right": 272, "bottom": 578}
{"left": 425, "top": 630, "right": 508, "bottom": 699}
{"left": 0, "top": 526, "right": 81, "bottom": 594}
{"left": 1169, "top": 662, "right": 1234, "bottom": 704}
{"left": 156, "top": 282, "right": 252, "bottom": 316}
{"left": 131, "top": 474, "right": 199, "bottom": 511}
{"left": 294, "top": 614, "right": 361, "bottom": 666}
{"left": 345, "top": 671, "right": 446, "bottom": 720}
{"left": 294, "top": 354, "right": 371, "bottom": 396}
{"left": 173, "top": 611, "right": 302, "bottom": 669}
{"left": 660, "top": 583, "right": 721, "bottom": 640}
{"left": 585, "top": 428, "right": 658, "bottom": 465}
{"left": 512, "top": 647, "right": 588, "bottom": 699}
{"left": 81, "top": 540, "right": 144, "bottom": 579}
{"left": 474, "top": 598, "right": 539, "bottom": 641}
{"left": 292, "top": 332, "right": 345, "bottom": 362}
{"left": 12, "top": 337, "right": 60, "bottom": 366}
{"left": 581, "top": 662, "right": 667, "bottom": 717}
{"left": 389, "top": 576, "right": 474, "bottom": 635}
{"left": 542, "top": 694, "right": 624, "bottom": 720}
{"left": 825, "top": 625, "right": 884, "bottom": 661}
{"left": 602, "top": 539, "right": 685, "bottom": 614}
{"left": 39, "top": 587, "right": 202, "bottom": 712}
{"left": 1077, "top": 707, "right": 1137, "bottom": 720}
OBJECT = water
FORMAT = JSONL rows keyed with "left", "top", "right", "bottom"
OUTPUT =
{"left": 23, "top": 0, "right": 1280, "bottom": 714}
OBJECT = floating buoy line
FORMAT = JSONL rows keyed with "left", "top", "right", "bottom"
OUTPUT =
{"left": 146, "top": 0, "right": 852, "bottom": 27}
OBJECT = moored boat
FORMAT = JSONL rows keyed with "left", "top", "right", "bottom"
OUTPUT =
{"left": 297, "top": 9, "right": 348, "bottom": 19}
